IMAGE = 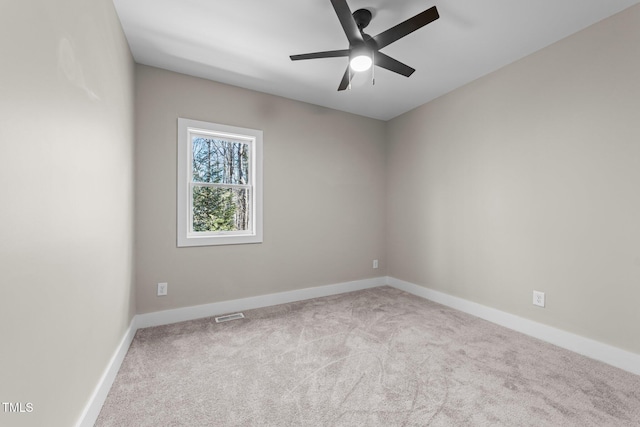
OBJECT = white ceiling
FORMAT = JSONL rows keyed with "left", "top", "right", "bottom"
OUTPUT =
{"left": 113, "top": 0, "right": 639, "bottom": 121}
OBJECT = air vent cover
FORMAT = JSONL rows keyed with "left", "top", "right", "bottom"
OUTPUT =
{"left": 215, "top": 312, "right": 245, "bottom": 323}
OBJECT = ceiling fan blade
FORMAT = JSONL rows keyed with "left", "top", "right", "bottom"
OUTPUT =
{"left": 290, "top": 49, "right": 351, "bottom": 61}
{"left": 337, "top": 66, "right": 353, "bottom": 91}
{"left": 374, "top": 52, "right": 415, "bottom": 77}
{"left": 373, "top": 6, "right": 439, "bottom": 50}
{"left": 330, "top": 0, "right": 364, "bottom": 45}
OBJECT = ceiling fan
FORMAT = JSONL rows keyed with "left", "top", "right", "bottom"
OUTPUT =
{"left": 290, "top": 0, "right": 440, "bottom": 91}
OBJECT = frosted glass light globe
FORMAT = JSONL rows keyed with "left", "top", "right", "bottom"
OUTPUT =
{"left": 350, "top": 55, "right": 372, "bottom": 72}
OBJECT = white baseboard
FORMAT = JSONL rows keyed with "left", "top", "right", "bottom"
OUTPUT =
{"left": 75, "top": 318, "right": 137, "bottom": 427}
{"left": 136, "top": 276, "right": 386, "bottom": 329}
{"left": 386, "top": 276, "right": 640, "bottom": 376}
{"left": 77, "top": 277, "right": 385, "bottom": 426}
{"left": 77, "top": 274, "right": 640, "bottom": 426}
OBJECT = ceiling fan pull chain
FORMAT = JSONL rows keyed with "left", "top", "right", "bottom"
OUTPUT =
{"left": 372, "top": 50, "right": 375, "bottom": 86}
{"left": 348, "top": 66, "right": 352, "bottom": 90}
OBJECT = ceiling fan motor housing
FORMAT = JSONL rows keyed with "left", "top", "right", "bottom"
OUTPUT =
{"left": 352, "top": 10, "right": 377, "bottom": 53}
{"left": 353, "top": 8, "right": 372, "bottom": 30}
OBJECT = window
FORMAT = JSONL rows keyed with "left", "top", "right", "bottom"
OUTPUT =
{"left": 177, "top": 118, "right": 263, "bottom": 247}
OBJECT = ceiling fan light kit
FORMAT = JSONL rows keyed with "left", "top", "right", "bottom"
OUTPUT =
{"left": 290, "top": 0, "right": 439, "bottom": 91}
{"left": 349, "top": 48, "right": 372, "bottom": 72}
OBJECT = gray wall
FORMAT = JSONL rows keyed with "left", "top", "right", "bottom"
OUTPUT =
{"left": 2, "top": 3, "right": 639, "bottom": 425}
{"left": 134, "top": 65, "right": 387, "bottom": 314}
{"left": 0, "top": 1, "right": 135, "bottom": 426}
{"left": 386, "top": 5, "right": 640, "bottom": 354}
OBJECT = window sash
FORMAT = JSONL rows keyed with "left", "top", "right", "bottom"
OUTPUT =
{"left": 190, "top": 182, "right": 251, "bottom": 189}
{"left": 191, "top": 136, "right": 251, "bottom": 185}
{"left": 188, "top": 183, "right": 253, "bottom": 236}
{"left": 187, "top": 130, "right": 256, "bottom": 237}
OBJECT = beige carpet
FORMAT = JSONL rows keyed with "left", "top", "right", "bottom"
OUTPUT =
{"left": 96, "top": 286, "right": 640, "bottom": 426}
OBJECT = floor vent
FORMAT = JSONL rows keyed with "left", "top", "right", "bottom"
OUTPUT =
{"left": 215, "top": 312, "right": 245, "bottom": 323}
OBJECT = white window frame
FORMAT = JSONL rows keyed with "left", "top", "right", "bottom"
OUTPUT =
{"left": 177, "top": 118, "right": 263, "bottom": 247}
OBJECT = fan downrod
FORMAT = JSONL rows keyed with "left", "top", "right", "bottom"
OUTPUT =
{"left": 352, "top": 8, "right": 372, "bottom": 30}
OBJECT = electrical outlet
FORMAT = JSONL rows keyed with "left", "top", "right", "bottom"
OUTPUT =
{"left": 533, "top": 290, "right": 545, "bottom": 307}
{"left": 373, "top": 259, "right": 379, "bottom": 269}
{"left": 157, "top": 282, "right": 168, "bottom": 296}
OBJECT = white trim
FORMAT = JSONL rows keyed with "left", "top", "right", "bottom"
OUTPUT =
{"left": 77, "top": 277, "right": 385, "bottom": 425}
{"left": 136, "top": 277, "right": 386, "bottom": 328}
{"left": 386, "top": 276, "right": 640, "bottom": 376}
{"left": 75, "top": 318, "right": 138, "bottom": 427}
{"left": 77, "top": 275, "right": 640, "bottom": 425}
{"left": 177, "top": 118, "right": 263, "bottom": 247}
